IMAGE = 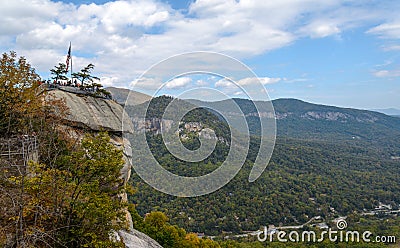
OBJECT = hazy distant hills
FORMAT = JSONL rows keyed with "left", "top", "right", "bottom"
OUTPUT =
{"left": 188, "top": 98, "right": 400, "bottom": 147}
{"left": 372, "top": 107, "right": 400, "bottom": 117}
{"left": 272, "top": 99, "right": 400, "bottom": 142}
{"left": 108, "top": 87, "right": 400, "bottom": 152}
{"left": 106, "top": 87, "right": 151, "bottom": 106}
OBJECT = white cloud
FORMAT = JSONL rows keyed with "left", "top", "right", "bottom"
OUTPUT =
{"left": 375, "top": 60, "right": 393, "bottom": 67}
{"left": 239, "top": 77, "right": 281, "bottom": 85}
{"left": 373, "top": 69, "right": 400, "bottom": 78}
{"left": 97, "top": 1, "right": 170, "bottom": 32}
{"left": 0, "top": 0, "right": 62, "bottom": 36}
{"left": 382, "top": 45, "right": 400, "bottom": 51}
{"left": 213, "top": 77, "right": 280, "bottom": 97}
{"left": 130, "top": 76, "right": 192, "bottom": 91}
{"left": 131, "top": 77, "right": 162, "bottom": 90}
{"left": 367, "top": 22, "right": 400, "bottom": 39}
{"left": 215, "top": 77, "right": 281, "bottom": 88}
{"left": 165, "top": 77, "right": 192, "bottom": 89}
{"left": 1, "top": 0, "right": 399, "bottom": 89}
{"left": 233, "top": 91, "right": 244, "bottom": 96}
{"left": 100, "top": 76, "right": 120, "bottom": 87}
{"left": 300, "top": 22, "right": 340, "bottom": 38}
{"left": 215, "top": 78, "right": 234, "bottom": 88}
{"left": 196, "top": 79, "right": 209, "bottom": 86}
{"left": 284, "top": 78, "right": 309, "bottom": 83}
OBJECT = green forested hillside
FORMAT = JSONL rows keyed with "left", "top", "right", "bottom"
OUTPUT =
{"left": 127, "top": 96, "right": 400, "bottom": 238}
{"left": 130, "top": 136, "right": 400, "bottom": 235}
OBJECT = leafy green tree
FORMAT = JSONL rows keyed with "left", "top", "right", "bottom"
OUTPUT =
{"left": 58, "top": 132, "right": 127, "bottom": 247}
{"left": 142, "top": 211, "right": 186, "bottom": 247}
{"left": 3, "top": 133, "right": 127, "bottom": 247}
{"left": 130, "top": 210, "right": 222, "bottom": 248}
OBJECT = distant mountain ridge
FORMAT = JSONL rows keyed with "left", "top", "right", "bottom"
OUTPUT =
{"left": 192, "top": 97, "right": 398, "bottom": 124}
{"left": 106, "top": 86, "right": 151, "bottom": 106}
{"left": 107, "top": 87, "right": 400, "bottom": 151}
{"left": 187, "top": 98, "right": 400, "bottom": 146}
{"left": 372, "top": 107, "right": 400, "bottom": 116}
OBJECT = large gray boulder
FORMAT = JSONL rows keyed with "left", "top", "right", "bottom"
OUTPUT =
{"left": 117, "top": 230, "right": 163, "bottom": 248}
{"left": 48, "top": 89, "right": 134, "bottom": 132}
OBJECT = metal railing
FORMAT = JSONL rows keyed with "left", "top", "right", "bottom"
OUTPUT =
{"left": 0, "top": 135, "right": 38, "bottom": 170}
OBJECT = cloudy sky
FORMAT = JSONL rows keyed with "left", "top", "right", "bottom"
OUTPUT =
{"left": 1, "top": 0, "right": 400, "bottom": 109}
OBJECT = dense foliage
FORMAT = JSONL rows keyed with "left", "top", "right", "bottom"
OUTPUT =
{"left": 0, "top": 52, "right": 128, "bottom": 247}
{"left": 0, "top": 51, "right": 42, "bottom": 137}
{"left": 130, "top": 136, "right": 400, "bottom": 234}
{"left": 130, "top": 210, "right": 221, "bottom": 248}
{"left": 128, "top": 95, "right": 400, "bottom": 247}
{"left": 1, "top": 132, "right": 128, "bottom": 247}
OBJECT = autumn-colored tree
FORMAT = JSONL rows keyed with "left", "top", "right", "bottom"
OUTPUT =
{"left": 0, "top": 52, "right": 128, "bottom": 247}
{"left": 2, "top": 133, "right": 127, "bottom": 247}
{"left": 0, "top": 51, "right": 42, "bottom": 136}
{"left": 183, "top": 233, "right": 221, "bottom": 248}
{"left": 0, "top": 51, "right": 60, "bottom": 247}
{"left": 131, "top": 210, "right": 221, "bottom": 248}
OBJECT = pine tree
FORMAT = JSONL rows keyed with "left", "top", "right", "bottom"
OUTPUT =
{"left": 50, "top": 63, "right": 68, "bottom": 83}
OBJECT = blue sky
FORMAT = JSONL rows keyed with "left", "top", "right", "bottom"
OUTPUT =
{"left": 1, "top": 0, "right": 400, "bottom": 109}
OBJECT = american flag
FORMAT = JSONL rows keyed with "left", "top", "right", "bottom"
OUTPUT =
{"left": 66, "top": 43, "right": 71, "bottom": 71}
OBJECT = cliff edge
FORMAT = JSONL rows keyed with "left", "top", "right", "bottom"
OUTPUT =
{"left": 47, "top": 89, "right": 162, "bottom": 248}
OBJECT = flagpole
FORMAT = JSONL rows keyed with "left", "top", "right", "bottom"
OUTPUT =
{"left": 70, "top": 42, "right": 73, "bottom": 84}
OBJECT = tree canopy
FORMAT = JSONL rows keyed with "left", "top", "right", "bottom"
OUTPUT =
{"left": 0, "top": 51, "right": 128, "bottom": 247}
{"left": 0, "top": 51, "right": 42, "bottom": 136}
{"left": 50, "top": 63, "right": 68, "bottom": 82}
{"left": 72, "top": 63, "right": 99, "bottom": 87}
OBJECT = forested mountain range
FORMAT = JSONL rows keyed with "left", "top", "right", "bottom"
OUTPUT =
{"left": 110, "top": 88, "right": 400, "bottom": 237}
{"left": 189, "top": 98, "right": 400, "bottom": 145}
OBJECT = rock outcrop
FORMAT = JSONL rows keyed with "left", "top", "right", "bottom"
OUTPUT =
{"left": 117, "top": 230, "right": 163, "bottom": 248}
{"left": 48, "top": 89, "right": 162, "bottom": 248}
{"left": 130, "top": 117, "right": 174, "bottom": 134}
{"left": 49, "top": 89, "right": 134, "bottom": 132}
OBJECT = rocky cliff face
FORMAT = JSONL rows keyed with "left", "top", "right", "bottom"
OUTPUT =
{"left": 130, "top": 117, "right": 228, "bottom": 144}
{"left": 131, "top": 117, "right": 174, "bottom": 134}
{"left": 49, "top": 90, "right": 133, "bottom": 132}
{"left": 48, "top": 89, "right": 162, "bottom": 248}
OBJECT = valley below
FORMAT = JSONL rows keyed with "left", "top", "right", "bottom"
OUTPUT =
{"left": 108, "top": 88, "right": 400, "bottom": 244}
